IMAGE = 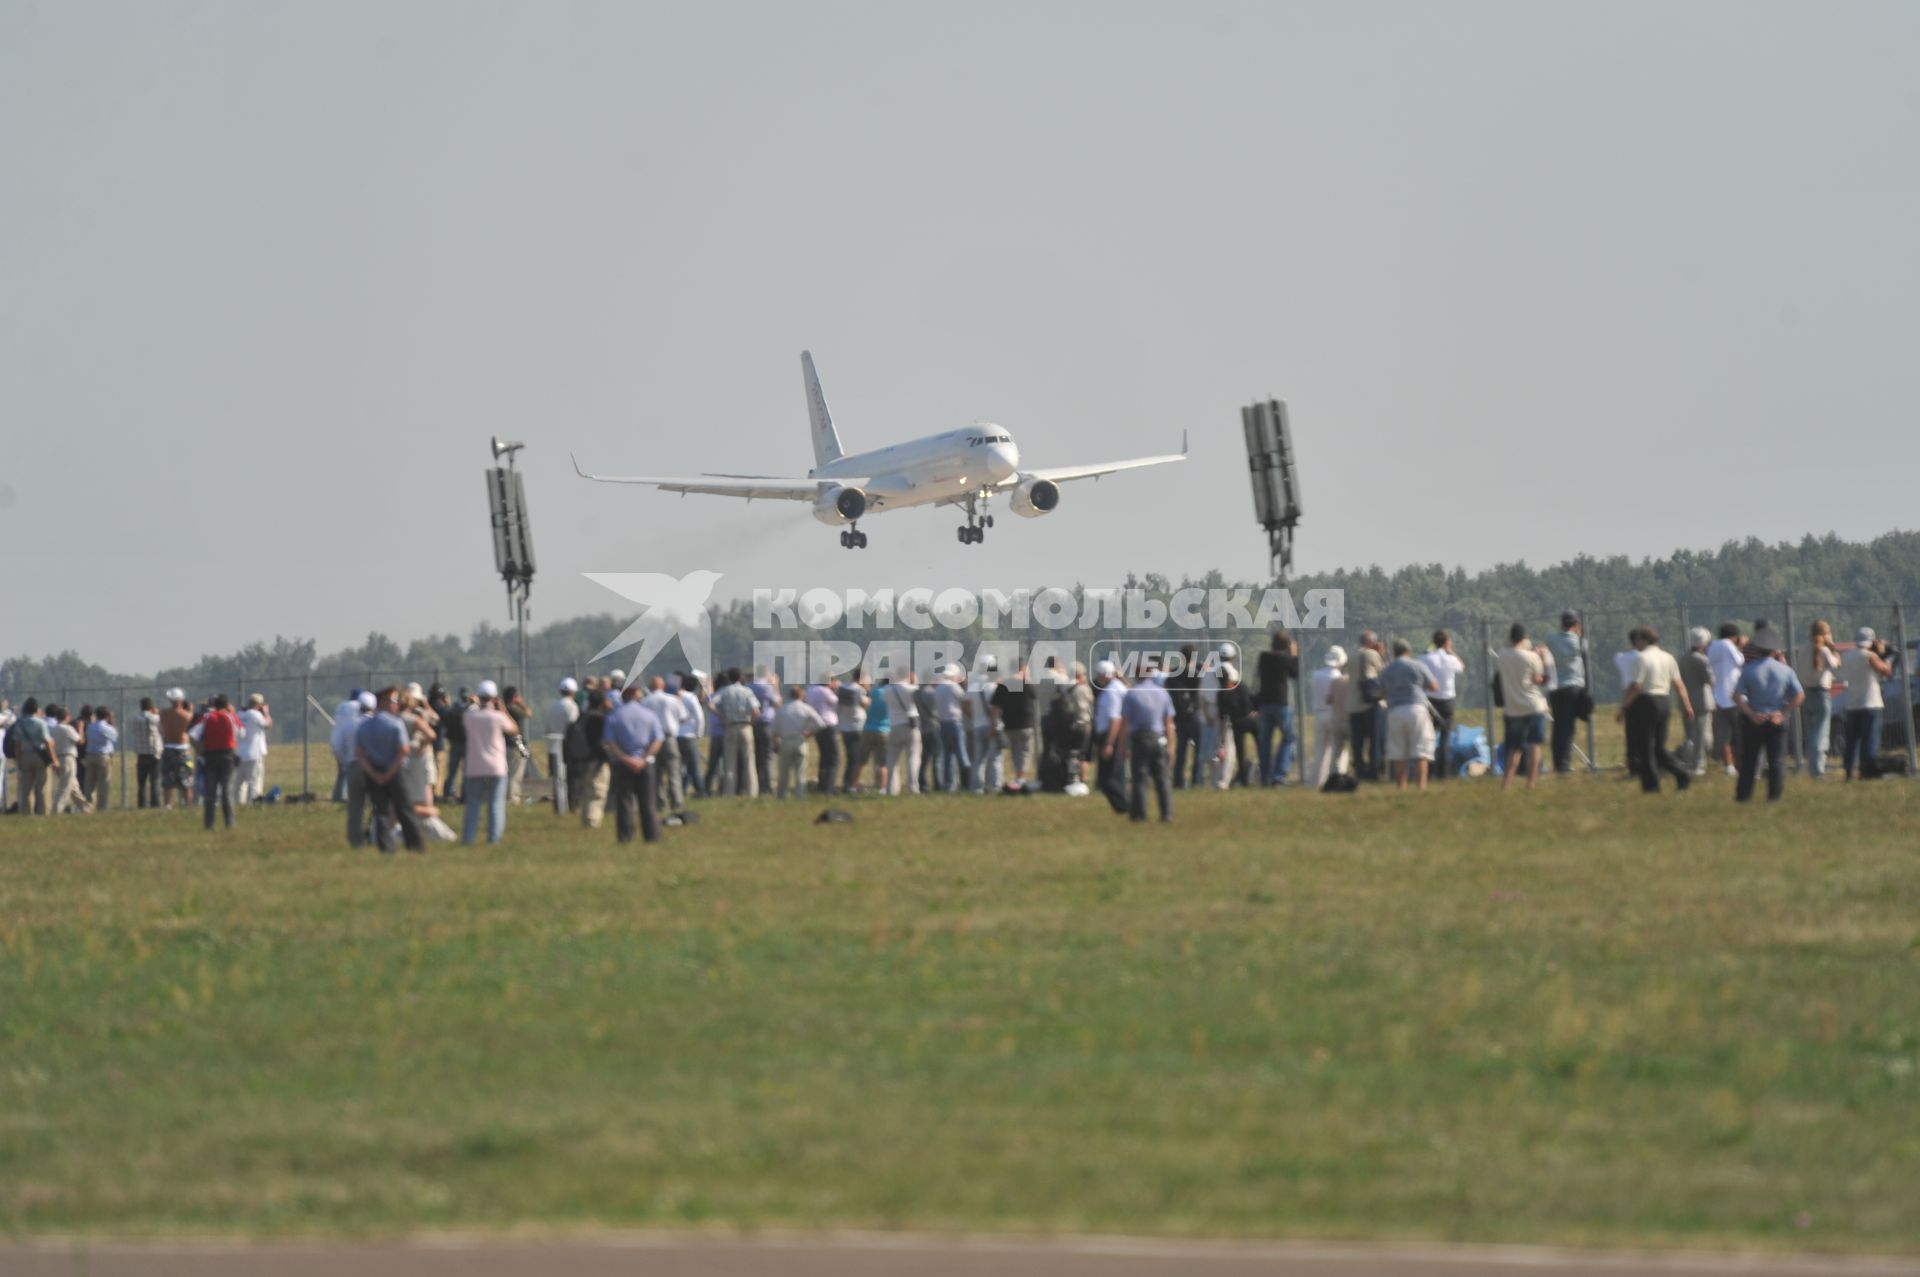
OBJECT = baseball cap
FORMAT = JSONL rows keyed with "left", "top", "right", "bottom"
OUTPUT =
{"left": 166, "top": 687, "right": 185, "bottom": 703}
{"left": 357, "top": 691, "right": 377, "bottom": 712}
{"left": 1324, "top": 645, "right": 1347, "bottom": 667}
{"left": 1093, "top": 659, "right": 1116, "bottom": 679}
{"left": 982, "top": 654, "right": 999, "bottom": 672}
{"left": 559, "top": 676, "right": 578, "bottom": 694}
{"left": 477, "top": 679, "right": 499, "bottom": 699}
{"left": 609, "top": 669, "right": 627, "bottom": 686}
{"left": 1688, "top": 627, "right": 1711, "bottom": 648}
{"left": 1857, "top": 626, "right": 1876, "bottom": 644}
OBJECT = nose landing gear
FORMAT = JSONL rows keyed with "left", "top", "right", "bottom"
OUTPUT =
{"left": 839, "top": 524, "right": 868, "bottom": 549}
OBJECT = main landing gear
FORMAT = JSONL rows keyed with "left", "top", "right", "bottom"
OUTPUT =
{"left": 839, "top": 524, "right": 869, "bottom": 549}
{"left": 957, "top": 494, "right": 994, "bottom": 545}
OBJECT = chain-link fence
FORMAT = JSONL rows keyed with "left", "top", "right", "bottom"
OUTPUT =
{"left": 3, "top": 601, "right": 1915, "bottom": 807}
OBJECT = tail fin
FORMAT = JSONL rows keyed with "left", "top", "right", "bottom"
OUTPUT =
{"left": 802, "top": 350, "right": 845, "bottom": 468}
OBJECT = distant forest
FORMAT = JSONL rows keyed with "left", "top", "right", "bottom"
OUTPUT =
{"left": 7, "top": 531, "right": 1919, "bottom": 703}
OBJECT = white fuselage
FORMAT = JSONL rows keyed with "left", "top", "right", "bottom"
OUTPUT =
{"left": 813, "top": 425, "right": 1020, "bottom": 512}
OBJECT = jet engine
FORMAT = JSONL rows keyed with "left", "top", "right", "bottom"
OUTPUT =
{"left": 813, "top": 485, "right": 868, "bottom": 526}
{"left": 1007, "top": 477, "right": 1061, "bottom": 518}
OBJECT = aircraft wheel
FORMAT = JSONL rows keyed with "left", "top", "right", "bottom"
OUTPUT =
{"left": 985, "top": 515, "right": 995, "bottom": 528}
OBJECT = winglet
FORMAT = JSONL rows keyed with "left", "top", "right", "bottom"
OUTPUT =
{"left": 1181, "top": 429, "right": 1189, "bottom": 457}
{"left": 571, "top": 452, "right": 588, "bottom": 479}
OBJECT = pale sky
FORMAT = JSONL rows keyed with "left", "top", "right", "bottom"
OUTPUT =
{"left": 4, "top": 0, "right": 1916, "bottom": 672}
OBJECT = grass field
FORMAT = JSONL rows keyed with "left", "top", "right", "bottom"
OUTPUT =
{"left": 2, "top": 770, "right": 1917, "bottom": 1252}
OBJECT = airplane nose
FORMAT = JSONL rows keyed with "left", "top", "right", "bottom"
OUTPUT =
{"left": 994, "top": 441, "right": 1019, "bottom": 477}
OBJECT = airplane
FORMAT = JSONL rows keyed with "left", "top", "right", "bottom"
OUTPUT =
{"left": 571, "top": 351, "right": 1187, "bottom": 548}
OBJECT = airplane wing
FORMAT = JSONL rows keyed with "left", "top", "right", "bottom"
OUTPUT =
{"left": 571, "top": 455, "right": 863, "bottom": 502}
{"left": 1017, "top": 430, "right": 1189, "bottom": 485}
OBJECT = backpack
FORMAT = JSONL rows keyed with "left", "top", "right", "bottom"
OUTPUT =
{"left": 1, "top": 721, "right": 15, "bottom": 760}
{"left": 562, "top": 717, "right": 591, "bottom": 766}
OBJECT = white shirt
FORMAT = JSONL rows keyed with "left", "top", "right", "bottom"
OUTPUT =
{"left": 237, "top": 708, "right": 270, "bottom": 761}
{"left": 1613, "top": 650, "right": 1639, "bottom": 689}
{"left": 641, "top": 689, "right": 688, "bottom": 736}
{"left": 675, "top": 689, "right": 704, "bottom": 738}
{"left": 1310, "top": 666, "right": 1340, "bottom": 715}
{"left": 882, "top": 681, "right": 919, "bottom": 722}
{"left": 933, "top": 680, "right": 969, "bottom": 723}
{"left": 1840, "top": 647, "right": 1884, "bottom": 710}
{"left": 774, "top": 699, "right": 825, "bottom": 740}
{"left": 330, "top": 705, "right": 361, "bottom": 763}
{"left": 1418, "top": 650, "right": 1464, "bottom": 699}
{"left": 1496, "top": 645, "right": 1549, "bottom": 716}
{"left": 1706, "top": 638, "right": 1745, "bottom": 709}
{"left": 544, "top": 696, "right": 580, "bottom": 737}
{"left": 969, "top": 680, "right": 999, "bottom": 731}
{"left": 1629, "top": 646, "right": 1682, "bottom": 699}
{"left": 1093, "top": 679, "right": 1129, "bottom": 733}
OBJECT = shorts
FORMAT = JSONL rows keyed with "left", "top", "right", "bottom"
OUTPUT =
{"left": 1502, "top": 713, "right": 1545, "bottom": 753}
{"left": 1712, "top": 706, "right": 1738, "bottom": 750}
{"left": 161, "top": 748, "right": 192, "bottom": 791}
{"left": 1385, "top": 704, "right": 1437, "bottom": 762}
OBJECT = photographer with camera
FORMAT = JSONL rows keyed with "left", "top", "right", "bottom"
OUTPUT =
{"left": 1840, "top": 628, "right": 1894, "bottom": 781}
{"left": 458, "top": 680, "right": 521, "bottom": 845}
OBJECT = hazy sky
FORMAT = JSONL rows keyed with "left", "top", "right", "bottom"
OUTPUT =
{"left": 4, "top": 1, "right": 1917, "bottom": 671}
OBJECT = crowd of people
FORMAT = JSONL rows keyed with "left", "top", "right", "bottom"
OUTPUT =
{"left": 2, "top": 614, "right": 1908, "bottom": 839}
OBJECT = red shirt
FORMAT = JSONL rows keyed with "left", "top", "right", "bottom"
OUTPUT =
{"left": 198, "top": 710, "right": 239, "bottom": 752}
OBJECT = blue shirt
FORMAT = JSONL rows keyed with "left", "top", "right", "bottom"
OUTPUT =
{"left": 604, "top": 701, "right": 665, "bottom": 758}
{"left": 865, "top": 689, "right": 890, "bottom": 733}
{"left": 1544, "top": 630, "right": 1586, "bottom": 690}
{"left": 1121, "top": 681, "right": 1175, "bottom": 733}
{"left": 1734, "top": 657, "right": 1804, "bottom": 717}
{"left": 354, "top": 713, "right": 409, "bottom": 769}
{"left": 86, "top": 720, "right": 119, "bottom": 755}
{"left": 1094, "top": 680, "right": 1128, "bottom": 732}
{"left": 750, "top": 680, "right": 779, "bottom": 723}
{"left": 1381, "top": 656, "right": 1436, "bottom": 709}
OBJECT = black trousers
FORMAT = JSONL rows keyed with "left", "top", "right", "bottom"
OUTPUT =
{"left": 367, "top": 774, "right": 423, "bottom": 851}
{"left": 814, "top": 727, "right": 840, "bottom": 795}
{"left": 201, "top": 750, "right": 235, "bottom": 829}
{"left": 1097, "top": 739, "right": 1129, "bottom": 813}
{"left": 1548, "top": 686, "right": 1583, "bottom": 773}
{"left": 1348, "top": 707, "right": 1378, "bottom": 780}
{"left": 751, "top": 721, "right": 773, "bottom": 793}
{"left": 1129, "top": 730, "right": 1172, "bottom": 821}
{"left": 1626, "top": 696, "right": 1688, "bottom": 792}
{"left": 1429, "top": 698, "right": 1455, "bottom": 781}
{"left": 1172, "top": 711, "right": 1202, "bottom": 788}
{"left": 610, "top": 761, "right": 661, "bottom": 843}
{"left": 919, "top": 722, "right": 942, "bottom": 791}
{"left": 1737, "top": 719, "right": 1787, "bottom": 802}
{"left": 136, "top": 754, "right": 160, "bottom": 808}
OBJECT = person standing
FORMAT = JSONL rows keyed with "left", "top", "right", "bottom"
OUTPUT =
{"left": 459, "top": 680, "right": 519, "bottom": 845}
{"left": 439, "top": 689, "right": 470, "bottom": 803}
{"left": 882, "top": 671, "right": 921, "bottom": 795}
{"left": 713, "top": 669, "right": 761, "bottom": 798}
{"left": 1679, "top": 629, "right": 1714, "bottom": 775}
{"left": 1093, "top": 661, "right": 1130, "bottom": 814}
{"left": 1543, "top": 611, "right": 1587, "bottom": 774}
{"left": 190, "top": 694, "right": 241, "bottom": 829}
{"left": 1705, "top": 624, "right": 1747, "bottom": 776}
{"left": 1060, "top": 662, "right": 1096, "bottom": 794}
{"left": 838, "top": 671, "right": 869, "bottom": 792}
{"left": 1342, "top": 631, "right": 1385, "bottom": 781}
{"left": 1839, "top": 627, "right": 1893, "bottom": 781}
{"left": 967, "top": 658, "right": 1003, "bottom": 794}
{"left": 1310, "top": 647, "right": 1350, "bottom": 788}
{"left": 545, "top": 678, "right": 581, "bottom": 812}
{"left": 749, "top": 666, "right": 780, "bottom": 794}
{"left": 572, "top": 689, "right": 614, "bottom": 827}
{"left": 933, "top": 665, "right": 972, "bottom": 793}
{"left": 1496, "top": 625, "right": 1549, "bottom": 792}
{"left": 1381, "top": 639, "right": 1439, "bottom": 791}
{"left": 1120, "top": 670, "right": 1176, "bottom": 822}
{"left": 502, "top": 687, "right": 532, "bottom": 804}
{"left": 159, "top": 690, "right": 194, "bottom": 810}
{"left": 773, "top": 685, "right": 825, "bottom": 799}
{"left": 805, "top": 675, "right": 842, "bottom": 796}
{"left": 330, "top": 689, "right": 364, "bottom": 803}
{"left": 640, "top": 676, "right": 689, "bottom": 815}
{"left": 47, "top": 706, "right": 87, "bottom": 814}
{"left": 1733, "top": 627, "right": 1805, "bottom": 802}
{"left": 914, "top": 675, "right": 943, "bottom": 793}
{"left": 355, "top": 689, "right": 422, "bottom": 853}
{"left": 1618, "top": 626, "right": 1694, "bottom": 794}
{"left": 84, "top": 708, "right": 118, "bottom": 811}
{"left": 130, "top": 697, "right": 162, "bottom": 808}
{"left": 992, "top": 663, "right": 1037, "bottom": 790}
{"left": 340, "top": 691, "right": 376, "bottom": 846}
{"left": 1214, "top": 661, "right": 1252, "bottom": 790}
{"left": 1801, "top": 619, "right": 1841, "bottom": 779}
{"left": 1254, "top": 629, "right": 1301, "bottom": 785}
{"left": 1419, "top": 632, "right": 1465, "bottom": 782}
{"left": 1167, "top": 644, "right": 1202, "bottom": 789}
{"left": 860, "top": 672, "right": 890, "bottom": 794}
{"left": 11, "top": 699, "right": 52, "bottom": 816}
{"left": 603, "top": 686, "right": 664, "bottom": 843}
{"left": 234, "top": 694, "right": 272, "bottom": 806}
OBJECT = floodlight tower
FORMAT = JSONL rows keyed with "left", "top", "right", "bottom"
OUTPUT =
{"left": 486, "top": 437, "right": 536, "bottom": 695}
{"left": 1241, "top": 399, "right": 1302, "bottom": 583}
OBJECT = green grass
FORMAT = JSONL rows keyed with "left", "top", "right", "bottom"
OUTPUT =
{"left": 2, "top": 773, "right": 1917, "bottom": 1250}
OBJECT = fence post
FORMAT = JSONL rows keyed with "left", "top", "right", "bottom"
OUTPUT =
{"left": 1581, "top": 606, "right": 1596, "bottom": 772}
{"left": 118, "top": 685, "right": 128, "bottom": 809}
{"left": 1295, "top": 646, "right": 1308, "bottom": 785}
{"left": 1480, "top": 618, "right": 1497, "bottom": 762}
{"left": 1897, "top": 603, "right": 1918, "bottom": 781}
{"left": 1782, "top": 599, "right": 1799, "bottom": 768}
{"left": 302, "top": 673, "right": 311, "bottom": 798}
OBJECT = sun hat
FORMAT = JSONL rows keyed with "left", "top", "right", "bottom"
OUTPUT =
{"left": 1324, "top": 645, "right": 1347, "bottom": 668}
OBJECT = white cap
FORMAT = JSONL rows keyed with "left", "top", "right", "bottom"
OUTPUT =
{"left": 559, "top": 676, "right": 578, "bottom": 694}
{"left": 405, "top": 682, "right": 423, "bottom": 699}
{"left": 1218, "top": 641, "right": 1239, "bottom": 660}
{"left": 1857, "top": 626, "right": 1876, "bottom": 644}
{"left": 166, "top": 687, "right": 185, "bottom": 703}
{"left": 1689, "top": 627, "right": 1712, "bottom": 648}
{"left": 1324, "top": 645, "right": 1347, "bottom": 668}
{"left": 477, "top": 679, "right": 499, "bottom": 699}
{"left": 981, "top": 654, "right": 999, "bottom": 672}
{"left": 1093, "top": 659, "right": 1116, "bottom": 679}
{"left": 944, "top": 664, "right": 962, "bottom": 680}
{"left": 609, "top": 669, "right": 627, "bottom": 685}
{"left": 357, "top": 691, "right": 377, "bottom": 711}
